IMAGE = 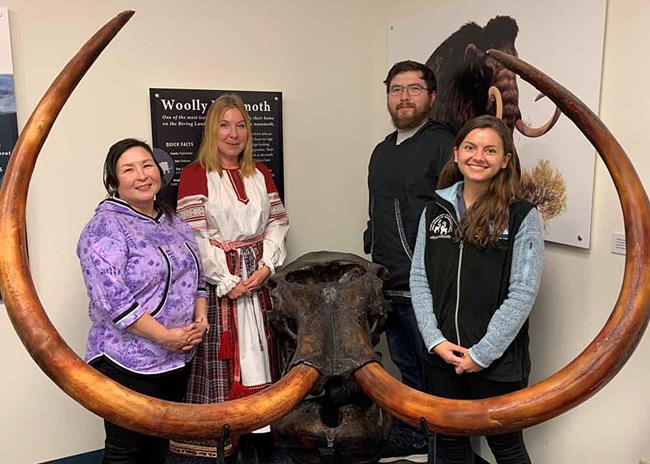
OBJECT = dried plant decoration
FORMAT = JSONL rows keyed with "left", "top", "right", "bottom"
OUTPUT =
{"left": 521, "top": 158, "right": 567, "bottom": 227}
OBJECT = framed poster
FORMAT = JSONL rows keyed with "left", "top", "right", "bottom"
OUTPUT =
{"left": 150, "top": 88, "right": 283, "bottom": 210}
{"left": 388, "top": 0, "right": 607, "bottom": 248}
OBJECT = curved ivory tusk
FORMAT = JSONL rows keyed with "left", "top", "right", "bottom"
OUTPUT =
{"left": 357, "top": 49, "right": 650, "bottom": 435}
{"left": 488, "top": 85, "right": 503, "bottom": 119}
{"left": 0, "top": 11, "right": 319, "bottom": 439}
{"left": 515, "top": 91, "right": 562, "bottom": 138}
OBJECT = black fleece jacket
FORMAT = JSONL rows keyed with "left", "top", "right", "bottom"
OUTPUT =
{"left": 364, "top": 119, "right": 459, "bottom": 303}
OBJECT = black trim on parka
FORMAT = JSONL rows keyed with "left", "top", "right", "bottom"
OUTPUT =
{"left": 423, "top": 195, "right": 535, "bottom": 382}
{"left": 363, "top": 120, "right": 459, "bottom": 303}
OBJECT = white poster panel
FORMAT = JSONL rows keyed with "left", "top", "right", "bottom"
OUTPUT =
{"left": 388, "top": 0, "right": 607, "bottom": 248}
{"left": 0, "top": 7, "right": 11, "bottom": 74}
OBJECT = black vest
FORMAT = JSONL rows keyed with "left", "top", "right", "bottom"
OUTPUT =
{"left": 423, "top": 196, "right": 534, "bottom": 382}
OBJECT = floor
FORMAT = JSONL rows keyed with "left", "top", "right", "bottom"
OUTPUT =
{"left": 166, "top": 447, "right": 428, "bottom": 464}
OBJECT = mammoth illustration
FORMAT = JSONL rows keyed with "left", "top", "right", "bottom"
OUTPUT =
{"left": 1, "top": 10, "right": 649, "bottom": 462}
{"left": 426, "top": 15, "right": 561, "bottom": 137}
{"left": 426, "top": 15, "right": 568, "bottom": 224}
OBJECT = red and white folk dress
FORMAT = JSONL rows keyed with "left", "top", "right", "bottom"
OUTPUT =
{"left": 172, "top": 161, "right": 288, "bottom": 458}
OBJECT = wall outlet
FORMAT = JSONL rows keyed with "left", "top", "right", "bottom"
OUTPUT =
{"left": 639, "top": 460, "right": 650, "bottom": 464}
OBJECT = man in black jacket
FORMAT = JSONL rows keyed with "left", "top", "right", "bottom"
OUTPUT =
{"left": 365, "top": 60, "right": 457, "bottom": 463}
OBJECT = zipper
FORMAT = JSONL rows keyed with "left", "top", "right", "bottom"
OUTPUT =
{"left": 454, "top": 241, "right": 464, "bottom": 345}
{"left": 394, "top": 199, "right": 413, "bottom": 260}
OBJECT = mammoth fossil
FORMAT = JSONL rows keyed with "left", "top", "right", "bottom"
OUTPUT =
{"left": 266, "top": 252, "right": 391, "bottom": 463}
{"left": 0, "top": 9, "right": 649, "bottom": 449}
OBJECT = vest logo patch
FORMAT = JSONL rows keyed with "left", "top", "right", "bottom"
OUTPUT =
{"left": 490, "top": 224, "right": 510, "bottom": 240}
{"left": 429, "top": 214, "right": 454, "bottom": 239}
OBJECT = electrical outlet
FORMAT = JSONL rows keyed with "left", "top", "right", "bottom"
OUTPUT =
{"left": 639, "top": 460, "right": 650, "bottom": 464}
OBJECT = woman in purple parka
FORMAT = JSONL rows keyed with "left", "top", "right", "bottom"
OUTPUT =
{"left": 77, "top": 138, "right": 209, "bottom": 464}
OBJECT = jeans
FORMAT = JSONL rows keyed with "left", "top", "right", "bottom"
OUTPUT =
{"left": 423, "top": 363, "right": 531, "bottom": 464}
{"left": 93, "top": 358, "right": 189, "bottom": 464}
{"left": 385, "top": 302, "right": 425, "bottom": 392}
{"left": 384, "top": 302, "right": 427, "bottom": 446}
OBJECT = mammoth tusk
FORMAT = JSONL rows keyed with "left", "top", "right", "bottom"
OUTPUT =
{"left": 0, "top": 11, "right": 319, "bottom": 439}
{"left": 515, "top": 91, "right": 562, "bottom": 137}
{"left": 357, "top": 49, "right": 650, "bottom": 435}
{"left": 488, "top": 85, "right": 503, "bottom": 119}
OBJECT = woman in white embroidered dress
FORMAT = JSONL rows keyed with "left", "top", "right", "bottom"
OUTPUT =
{"left": 171, "top": 94, "right": 289, "bottom": 461}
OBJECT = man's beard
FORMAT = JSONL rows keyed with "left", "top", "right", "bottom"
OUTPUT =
{"left": 389, "top": 103, "right": 430, "bottom": 130}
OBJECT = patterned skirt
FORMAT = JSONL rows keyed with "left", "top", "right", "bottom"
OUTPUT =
{"left": 169, "top": 244, "right": 282, "bottom": 459}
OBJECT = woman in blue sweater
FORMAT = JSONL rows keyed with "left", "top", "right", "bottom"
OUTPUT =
{"left": 410, "top": 115, "right": 544, "bottom": 463}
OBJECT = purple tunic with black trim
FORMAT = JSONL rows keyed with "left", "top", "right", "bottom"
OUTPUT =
{"left": 77, "top": 198, "right": 208, "bottom": 375}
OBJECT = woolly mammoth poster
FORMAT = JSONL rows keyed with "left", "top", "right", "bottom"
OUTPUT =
{"left": 150, "top": 88, "right": 284, "bottom": 210}
{"left": 388, "top": 0, "right": 607, "bottom": 248}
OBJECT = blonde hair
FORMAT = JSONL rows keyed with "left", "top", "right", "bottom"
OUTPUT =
{"left": 196, "top": 94, "right": 255, "bottom": 176}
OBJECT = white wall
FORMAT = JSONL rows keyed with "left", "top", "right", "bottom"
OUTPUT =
{"left": 0, "top": 0, "right": 648, "bottom": 463}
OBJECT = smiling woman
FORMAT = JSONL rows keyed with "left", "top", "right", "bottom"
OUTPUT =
{"left": 409, "top": 115, "right": 544, "bottom": 463}
{"left": 77, "top": 138, "right": 209, "bottom": 463}
{"left": 171, "top": 94, "right": 290, "bottom": 460}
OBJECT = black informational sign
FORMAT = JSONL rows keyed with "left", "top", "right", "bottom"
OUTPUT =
{"left": 0, "top": 75, "right": 18, "bottom": 189}
{"left": 149, "top": 88, "right": 283, "bottom": 210}
{"left": 0, "top": 74, "right": 19, "bottom": 304}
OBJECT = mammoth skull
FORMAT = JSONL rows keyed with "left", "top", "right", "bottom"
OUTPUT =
{"left": 267, "top": 251, "right": 388, "bottom": 377}
{"left": 265, "top": 252, "right": 391, "bottom": 462}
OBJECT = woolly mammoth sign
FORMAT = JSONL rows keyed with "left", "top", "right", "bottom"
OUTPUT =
{"left": 388, "top": 0, "right": 607, "bottom": 248}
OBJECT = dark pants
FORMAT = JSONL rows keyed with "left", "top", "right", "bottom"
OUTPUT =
{"left": 384, "top": 302, "right": 427, "bottom": 446}
{"left": 93, "top": 359, "right": 189, "bottom": 464}
{"left": 423, "top": 363, "right": 531, "bottom": 464}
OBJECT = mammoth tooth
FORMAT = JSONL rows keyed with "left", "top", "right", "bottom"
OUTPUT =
{"left": 355, "top": 49, "right": 650, "bottom": 435}
{"left": 0, "top": 10, "right": 319, "bottom": 439}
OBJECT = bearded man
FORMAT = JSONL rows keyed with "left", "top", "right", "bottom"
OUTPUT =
{"left": 364, "top": 60, "right": 458, "bottom": 463}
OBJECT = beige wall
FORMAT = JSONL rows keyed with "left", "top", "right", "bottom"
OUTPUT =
{"left": 0, "top": 0, "right": 648, "bottom": 462}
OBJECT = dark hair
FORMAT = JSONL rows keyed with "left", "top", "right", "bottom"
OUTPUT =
{"left": 103, "top": 138, "right": 173, "bottom": 217}
{"left": 438, "top": 115, "right": 521, "bottom": 248}
{"left": 383, "top": 60, "right": 437, "bottom": 93}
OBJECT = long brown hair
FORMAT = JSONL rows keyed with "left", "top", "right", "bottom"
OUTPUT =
{"left": 438, "top": 115, "right": 521, "bottom": 248}
{"left": 196, "top": 94, "right": 255, "bottom": 176}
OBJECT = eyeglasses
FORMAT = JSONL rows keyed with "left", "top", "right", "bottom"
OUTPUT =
{"left": 389, "top": 84, "right": 429, "bottom": 97}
